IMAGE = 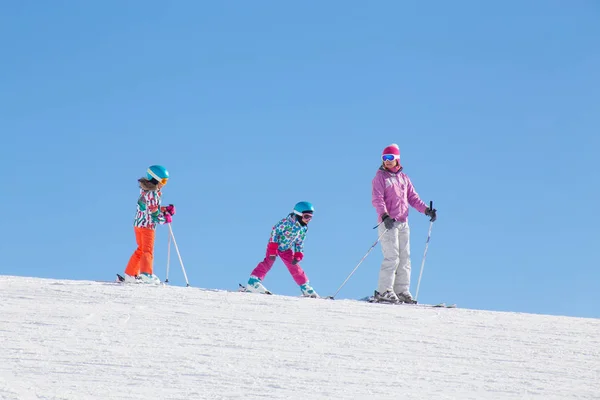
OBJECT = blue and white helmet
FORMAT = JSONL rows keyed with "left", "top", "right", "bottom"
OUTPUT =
{"left": 293, "top": 201, "right": 314, "bottom": 216}
{"left": 147, "top": 165, "right": 169, "bottom": 184}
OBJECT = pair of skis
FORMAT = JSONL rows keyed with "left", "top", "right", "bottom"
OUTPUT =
{"left": 362, "top": 295, "right": 456, "bottom": 308}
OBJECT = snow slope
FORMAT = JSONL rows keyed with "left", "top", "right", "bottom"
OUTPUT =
{"left": 0, "top": 276, "right": 598, "bottom": 400}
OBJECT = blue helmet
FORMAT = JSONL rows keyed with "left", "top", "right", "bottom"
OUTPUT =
{"left": 147, "top": 165, "right": 169, "bottom": 183}
{"left": 293, "top": 201, "right": 314, "bottom": 216}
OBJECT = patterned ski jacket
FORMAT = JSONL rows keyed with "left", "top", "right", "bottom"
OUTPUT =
{"left": 133, "top": 180, "right": 167, "bottom": 230}
{"left": 372, "top": 165, "right": 428, "bottom": 223}
{"left": 269, "top": 214, "right": 308, "bottom": 253}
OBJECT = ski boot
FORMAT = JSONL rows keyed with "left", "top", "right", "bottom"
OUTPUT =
{"left": 139, "top": 272, "right": 161, "bottom": 285}
{"left": 396, "top": 291, "right": 417, "bottom": 304}
{"left": 246, "top": 276, "right": 271, "bottom": 294}
{"left": 374, "top": 290, "right": 400, "bottom": 304}
{"left": 300, "top": 282, "right": 319, "bottom": 298}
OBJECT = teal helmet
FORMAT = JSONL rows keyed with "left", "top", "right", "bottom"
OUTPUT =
{"left": 293, "top": 201, "right": 314, "bottom": 216}
{"left": 147, "top": 165, "right": 169, "bottom": 184}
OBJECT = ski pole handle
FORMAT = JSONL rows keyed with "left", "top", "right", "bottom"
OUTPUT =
{"left": 425, "top": 201, "right": 436, "bottom": 223}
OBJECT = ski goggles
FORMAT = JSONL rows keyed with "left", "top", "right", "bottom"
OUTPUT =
{"left": 382, "top": 154, "right": 398, "bottom": 162}
{"left": 301, "top": 213, "right": 313, "bottom": 221}
{"left": 150, "top": 177, "right": 168, "bottom": 185}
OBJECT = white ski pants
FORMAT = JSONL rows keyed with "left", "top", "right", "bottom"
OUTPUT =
{"left": 377, "top": 221, "right": 411, "bottom": 294}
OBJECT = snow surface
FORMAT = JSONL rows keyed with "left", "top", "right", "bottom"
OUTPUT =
{"left": 0, "top": 276, "right": 598, "bottom": 400}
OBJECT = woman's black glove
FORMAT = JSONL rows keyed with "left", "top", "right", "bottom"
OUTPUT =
{"left": 381, "top": 213, "right": 396, "bottom": 229}
{"left": 425, "top": 207, "right": 437, "bottom": 222}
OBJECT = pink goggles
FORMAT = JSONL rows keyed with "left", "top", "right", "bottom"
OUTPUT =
{"left": 382, "top": 154, "right": 399, "bottom": 161}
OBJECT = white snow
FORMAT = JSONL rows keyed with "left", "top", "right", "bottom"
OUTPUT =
{"left": 0, "top": 276, "right": 598, "bottom": 400}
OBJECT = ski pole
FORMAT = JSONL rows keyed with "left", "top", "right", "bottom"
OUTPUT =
{"left": 165, "top": 230, "right": 172, "bottom": 283}
{"left": 327, "top": 228, "right": 388, "bottom": 299}
{"left": 415, "top": 201, "right": 434, "bottom": 302}
{"left": 168, "top": 223, "right": 190, "bottom": 287}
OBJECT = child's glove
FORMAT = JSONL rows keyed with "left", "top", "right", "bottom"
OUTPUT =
{"left": 381, "top": 213, "right": 395, "bottom": 230}
{"left": 161, "top": 204, "right": 176, "bottom": 216}
{"left": 292, "top": 252, "right": 303, "bottom": 265}
{"left": 267, "top": 242, "right": 279, "bottom": 260}
{"left": 164, "top": 213, "right": 173, "bottom": 224}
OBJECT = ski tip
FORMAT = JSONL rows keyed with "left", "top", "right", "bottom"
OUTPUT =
{"left": 116, "top": 274, "right": 125, "bottom": 282}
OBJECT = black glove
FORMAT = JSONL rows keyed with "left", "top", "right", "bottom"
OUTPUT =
{"left": 381, "top": 213, "right": 396, "bottom": 229}
{"left": 425, "top": 207, "right": 437, "bottom": 222}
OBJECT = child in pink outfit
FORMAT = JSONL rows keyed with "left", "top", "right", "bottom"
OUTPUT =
{"left": 246, "top": 201, "right": 319, "bottom": 298}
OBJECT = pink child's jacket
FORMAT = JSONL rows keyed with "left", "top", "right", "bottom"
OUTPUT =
{"left": 371, "top": 166, "right": 428, "bottom": 223}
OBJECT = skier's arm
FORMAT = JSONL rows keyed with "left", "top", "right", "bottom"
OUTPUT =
{"left": 371, "top": 174, "right": 387, "bottom": 217}
{"left": 269, "top": 217, "right": 290, "bottom": 244}
{"left": 148, "top": 192, "right": 167, "bottom": 224}
{"left": 406, "top": 177, "right": 428, "bottom": 213}
{"left": 293, "top": 229, "right": 306, "bottom": 255}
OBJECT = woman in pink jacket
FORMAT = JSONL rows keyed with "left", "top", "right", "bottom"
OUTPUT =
{"left": 371, "top": 144, "right": 437, "bottom": 303}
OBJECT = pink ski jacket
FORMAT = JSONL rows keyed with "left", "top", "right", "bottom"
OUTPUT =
{"left": 371, "top": 166, "right": 428, "bottom": 223}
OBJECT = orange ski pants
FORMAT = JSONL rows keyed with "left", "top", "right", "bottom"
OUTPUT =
{"left": 125, "top": 227, "right": 156, "bottom": 276}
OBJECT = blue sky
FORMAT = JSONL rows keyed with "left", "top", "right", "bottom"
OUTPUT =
{"left": 1, "top": 1, "right": 598, "bottom": 318}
